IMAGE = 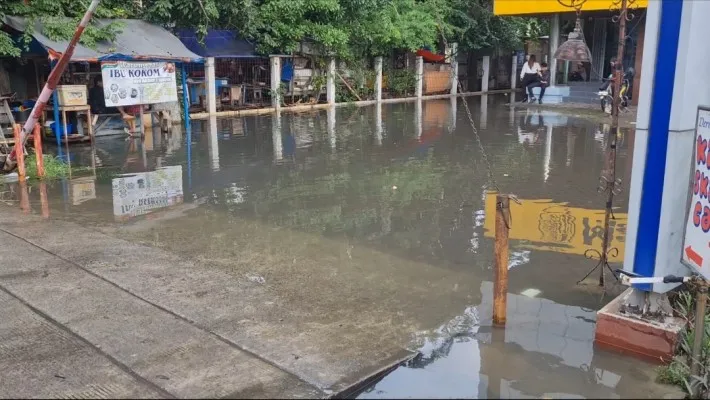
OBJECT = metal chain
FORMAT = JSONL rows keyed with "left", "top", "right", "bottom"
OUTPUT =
{"left": 436, "top": 23, "right": 500, "bottom": 193}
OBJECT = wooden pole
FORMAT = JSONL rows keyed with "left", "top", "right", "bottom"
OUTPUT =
{"left": 33, "top": 123, "right": 44, "bottom": 178}
{"left": 13, "top": 125, "right": 25, "bottom": 182}
{"left": 493, "top": 194, "right": 510, "bottom": 326}
{"left": 690, "top": 280, "right": 707, "bottom": 398}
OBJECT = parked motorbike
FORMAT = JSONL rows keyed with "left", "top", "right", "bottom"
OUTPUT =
{"left": 598, "top": 68, "right": 634, "bottom": 115}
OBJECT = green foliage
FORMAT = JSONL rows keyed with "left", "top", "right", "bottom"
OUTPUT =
{"left": 446, "top": 0, "right": 547, "bottom": 51}
{"left": 0, "top": 0, "right": 135, "bottom": 56}
{"left": 0, "top": 0, "right": 543, "bottom": 63}
{"left": 657, "top": 288, "right": 710, "bottom": 397}
{"left": 25, "top": 153, "right": 70, "bottom": 180}
{"left": 385, "top": 68, "right": 416, "bottom": 97}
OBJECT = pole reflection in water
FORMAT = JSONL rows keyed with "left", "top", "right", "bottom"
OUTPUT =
{"left": 272, "top": 111, "right": 283, "bottom": 162}
{"left": 186, "top": 119, "right": 192, "bottom": 192}
{"left": 18, "top": 181, "right": 30, "bottom": 214}
{"left": 375, "top": 103, "right": 383, "bottom": 146}
{"left": 544, "top": 122, "right": 553, "bottom": 182}
{"left": 415, "top": 99, "right": 423, "bottom": 140}
{"left": 449, "top": 96, "right": 458, "bottom": 133}
{"left": 480, "top": 95, "right": 488, "bottom": 130}
{"left": 39, "top": 181, "right": 49, "bottom": 218}
{"left": 327, "top": 106, "right": 336, "bottom": 150}
{"left": 208, "top": 116, "right": 220, "bottom": 171}
{"left": 566, "top": 129, "right": 577, "bottom": 167}
{"left": 140, "top": 137, "right": 148, "bottom": 171}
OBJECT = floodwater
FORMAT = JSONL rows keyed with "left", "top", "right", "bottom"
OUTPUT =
{"left": 1, "top": 96, "right": 676, "bottom": 398}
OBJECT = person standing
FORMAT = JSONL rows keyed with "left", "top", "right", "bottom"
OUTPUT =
{"left": 519, "top": 54, "right": 541, "bottom": 103}
{"left": 526, "top": 62, "right": 551, "bottom": 104}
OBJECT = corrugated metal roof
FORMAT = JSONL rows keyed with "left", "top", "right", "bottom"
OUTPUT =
{"left": 177, "top": 29, "right": 259, "bottom": 58}
{"left": 4, "top": 16, "right": 203, "bottom": 63}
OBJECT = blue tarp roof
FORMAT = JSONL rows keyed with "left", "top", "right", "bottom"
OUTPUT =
{"left": 4, "top": 16, "right": 203, "bottom": 63}
{"left": 177, "top": 29, "right": 259, "bottom": 58}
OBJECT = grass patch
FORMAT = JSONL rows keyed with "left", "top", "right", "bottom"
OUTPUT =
{"left": 25, "top": 153, "right": 71, "bottom": 180}
{"left": 656, "top": 288, "right": 710, "bottom": 398}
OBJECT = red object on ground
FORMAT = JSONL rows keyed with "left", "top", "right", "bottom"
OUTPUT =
{"left": 416, "top": 49, "right": 446, "bottom": 63}
{"left": 595, "top": 288, "right": 685, "bottom": 363}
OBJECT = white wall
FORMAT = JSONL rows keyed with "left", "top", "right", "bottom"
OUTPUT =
{"left": 626, "top": 0, "right": 710, "bottom": 292}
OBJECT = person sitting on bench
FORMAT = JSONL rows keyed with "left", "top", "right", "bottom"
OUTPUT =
{"left": 526, "top": 62, "right": 550, "bottom": 104}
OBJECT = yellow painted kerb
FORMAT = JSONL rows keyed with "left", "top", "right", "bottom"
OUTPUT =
{"left": 493, "top": 0, "right": 648, "bottom": 16}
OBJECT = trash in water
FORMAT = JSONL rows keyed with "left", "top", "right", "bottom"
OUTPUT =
{"left": 247, "top": 274, "right": 266, "bottom": 284}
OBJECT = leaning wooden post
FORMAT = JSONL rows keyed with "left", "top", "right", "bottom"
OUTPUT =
{"left": 493, "top": 194, "right": 510, "bottom": 326}
{"left": 13, "top": 125, "right": 26, "bottom": 182}
{"left": 690, "top": 279, "right": 708, "bottom": 397}
{"left": 33, "top": 123, "right": 45, "bottom": 178}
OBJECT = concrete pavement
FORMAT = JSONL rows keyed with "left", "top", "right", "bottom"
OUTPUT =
{"left": 0, "top": 215, "right": 324, "bottom": 398}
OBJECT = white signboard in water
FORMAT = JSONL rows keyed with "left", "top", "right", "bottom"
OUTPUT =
{"left": 682, "top": 107, "right": 710, "bottom": 279}
{"left": 112, "top": 165, "right": 183, "bottom": 221}
{"left": 101, "top": 61, "right": 178, "bottom": 107}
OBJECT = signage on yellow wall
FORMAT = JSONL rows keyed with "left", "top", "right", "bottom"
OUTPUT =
{"left": 483, "top": 195, "right": 626, "bottom": 262}
{"left": 493, "top": 0, "right": 648, "bottom": 16}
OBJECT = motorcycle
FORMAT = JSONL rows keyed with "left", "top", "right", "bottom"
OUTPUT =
{"left": 598, "top": 68, "right": 634, "bottom": 115}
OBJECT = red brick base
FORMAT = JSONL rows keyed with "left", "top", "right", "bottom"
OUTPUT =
{"left": 594, "top": 288, "right": 686, "bottom": 364}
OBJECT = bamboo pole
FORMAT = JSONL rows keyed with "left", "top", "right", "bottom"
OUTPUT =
{"left": 33, "top": 123, "right": 44, "bottom": 178}
{"left": 13, "top": 125, "right": 25, "bottom": 182}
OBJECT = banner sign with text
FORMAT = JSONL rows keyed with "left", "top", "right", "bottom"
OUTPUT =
{"left": 682, "top": 106, "right": 710, "bottom": 278}
{"left": 101, "top": 61, "right": 177, "bottom": 106}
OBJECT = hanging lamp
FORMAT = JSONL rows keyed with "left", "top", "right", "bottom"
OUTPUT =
{"left": 553, "top": 0, "right": 593, "bottom": 63}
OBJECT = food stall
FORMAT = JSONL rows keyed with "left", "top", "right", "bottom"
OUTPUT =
{"left": 2, "top": 16, "right": 203, "bottom": 145}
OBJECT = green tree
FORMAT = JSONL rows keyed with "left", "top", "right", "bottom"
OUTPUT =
{"left": 0, "top": 0, "right": 139, "bottom": 56}
{"left": 447, "top": 0, "right": 547, "bottom": 51}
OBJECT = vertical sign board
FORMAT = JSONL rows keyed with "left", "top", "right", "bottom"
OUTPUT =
{"left": 681, "top": 106, "right": 710, "bottom": 279}
{"left": 101, "top": 61, "right": 178, "bottom": 107}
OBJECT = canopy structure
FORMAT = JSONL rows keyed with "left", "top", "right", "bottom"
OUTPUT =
{"left": 176, "top": 29, "right": 259, "bottom": 58}
{"left": 3, "top": 16, "right": 203, "bottom": 63}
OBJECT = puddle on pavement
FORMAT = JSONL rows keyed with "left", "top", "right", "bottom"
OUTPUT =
{"left": 1, "top": 96, "right": 674, "bottom": 398}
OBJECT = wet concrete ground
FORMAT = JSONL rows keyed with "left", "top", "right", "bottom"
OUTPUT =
{"left": 0, "top": 95, "right": 683, "bottom": 398}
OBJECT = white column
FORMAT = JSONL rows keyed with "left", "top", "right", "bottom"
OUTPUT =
{"left": 625, "top": 0, "right": 710, "bottom": 292}
{"left": 375, "top": 56, "right": 383, "bottom": 102}
{"left": 450, "top": 43, "right": 459, "bottom": 96}
{"left": 208, "top": 115, "right": 220, "bottom": 171}
{"left": 205, "top": 57, "right": 217, "bottom": 114}
{"left": 327, "top": 58, "right": 336, "bottom": 105}
{"left": 375, "top": 102, "right": 383, "bottom": 145}
{"left": 272, "top": 111, "right": 283, "bottom": 162}
{"left": 327, "top": 106, "right": 336, "bottom": 149}
{"left": 510, "top": 52, "right": 517, "bottom": 90}
{"left": 549, "top": 14, "right": 560, "bottom": 87}
{"left": 270, "top": 56, "right": 282, "bottom": 109}
{"left": 480, "top": 94, "right": 488, "bottom": 130}
{"left": 415, "top": 56, "right": 424, "bottom": 98}
{"left": 415, "top": 99, "right": 422, "bottom": 140}
{"left": 481, "top": 55, "right": 490, "bottom": 93}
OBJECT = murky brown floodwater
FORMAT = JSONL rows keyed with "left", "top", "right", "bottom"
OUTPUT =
{"left": 2, "top": 96, "right": 675, "bottom": 398}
